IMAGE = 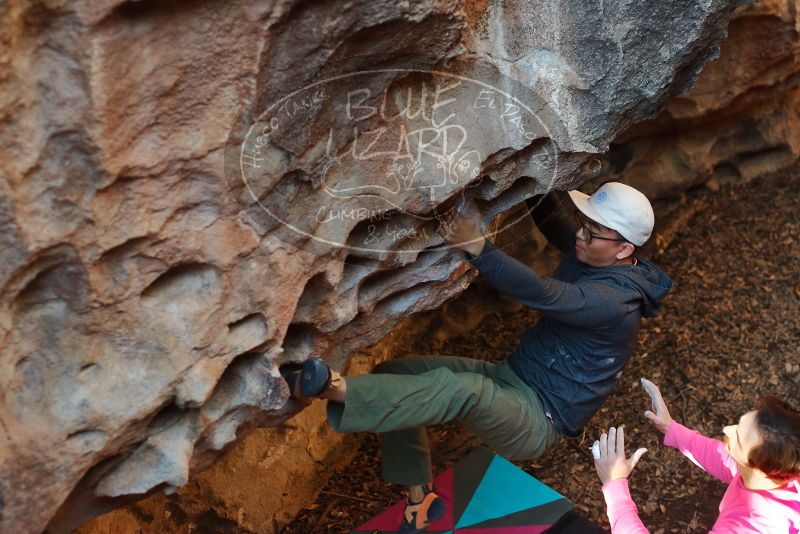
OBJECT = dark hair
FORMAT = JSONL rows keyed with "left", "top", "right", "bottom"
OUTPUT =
{"left": 748, "top": 396, "right": 800, "bottom": 484}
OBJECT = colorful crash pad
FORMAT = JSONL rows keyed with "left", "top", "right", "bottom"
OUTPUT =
{"left": 352, "top": 447, "right": 603, "bottom": 533}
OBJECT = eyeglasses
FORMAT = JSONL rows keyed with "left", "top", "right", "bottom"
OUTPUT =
{"left": 576, "top": 212, "right": 628, "bottom": 245}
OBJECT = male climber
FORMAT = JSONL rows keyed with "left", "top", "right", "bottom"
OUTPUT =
{"left": 281, "top": 181, "right": 672, "bottom": 533}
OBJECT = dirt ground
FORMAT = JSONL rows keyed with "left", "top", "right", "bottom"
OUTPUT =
{"left": 284, "top": 168, "right": 800, "bottom": 534}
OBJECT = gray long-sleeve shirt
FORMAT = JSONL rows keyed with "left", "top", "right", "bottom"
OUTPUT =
{"left": 467, "top": 231, "right": 672, "bottom": 437}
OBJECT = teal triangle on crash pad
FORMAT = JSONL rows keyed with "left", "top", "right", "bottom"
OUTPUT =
{"left": 455, "top": 454, "right": 564, "bottom": 528}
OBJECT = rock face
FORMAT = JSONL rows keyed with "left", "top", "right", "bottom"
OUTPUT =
{"left": 605, "top": 0, "right": 800, "bottom": 197}
{"left": 0, "top": 0, "right": 747, "bottom": 532}
{"left": 77, "top": 202, "right": 564, "bottom": 534}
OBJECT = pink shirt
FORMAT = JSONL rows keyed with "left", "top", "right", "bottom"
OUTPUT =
{"left": 602, "top": 421, "right": 800, "bottom": 533}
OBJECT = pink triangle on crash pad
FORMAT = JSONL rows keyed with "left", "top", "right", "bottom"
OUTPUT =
{"left": 355, "top": 498, "right": 406, "bottom": 531}
{"left": 455, "top": 526, "right": 550, "bottom": 533}
{"left": 355, "top": 466, "right": 455, "bottom": 532}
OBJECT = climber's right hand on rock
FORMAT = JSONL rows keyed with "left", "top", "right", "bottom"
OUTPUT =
{"left": 437, "top": 203, "right": 485, "bottom": 256}
{"left": 641, "top": 378, "right": 674, "bottom": 433}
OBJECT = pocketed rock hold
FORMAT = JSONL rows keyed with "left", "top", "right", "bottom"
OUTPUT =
{"left": 0, "top": 0, "right": 750, "bottom": 532}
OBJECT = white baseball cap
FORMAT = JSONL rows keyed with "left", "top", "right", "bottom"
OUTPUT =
{"left": 568, "top": 182, "right": 654, "bottom": 246}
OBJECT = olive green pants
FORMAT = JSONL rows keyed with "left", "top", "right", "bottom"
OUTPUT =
{"left": 326, "top": 356, "right": 561, "bottom": 486}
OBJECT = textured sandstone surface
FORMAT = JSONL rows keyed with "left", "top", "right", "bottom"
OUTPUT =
{"left": 607, "top": 0, "right": 800, "bottom": 196}
{"left": 78, "top": 201, "right": 562, "bottom": 534}
{"left": 0, "top": 0, "right": 749, "bottom": 532}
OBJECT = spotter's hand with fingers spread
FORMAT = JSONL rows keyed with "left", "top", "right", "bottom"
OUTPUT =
{"left": 640, "top": 378, "right": 673, "bottom": 433}
{"left": 593, "top": 426, "right": 647, "bottom": 485}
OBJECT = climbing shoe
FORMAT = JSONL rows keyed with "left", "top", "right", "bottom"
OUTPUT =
{"left": 279, "top": 357, "right": 332, "bottom": 398}
{"left": 398, "top": 484, "right": 445, "bottom": 533}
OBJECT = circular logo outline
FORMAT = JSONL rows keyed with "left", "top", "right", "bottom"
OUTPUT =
{"left": 231, "top": 66, "right": 564, "bottom": 255}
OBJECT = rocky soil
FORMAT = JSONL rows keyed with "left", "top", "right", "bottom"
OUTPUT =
{"left": 284, "top": 165, "right": 800, "bottom": 533}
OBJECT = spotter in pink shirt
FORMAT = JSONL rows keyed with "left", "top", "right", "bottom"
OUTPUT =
{"left": 602, "top": 421, "right": 800, "bottom": 533}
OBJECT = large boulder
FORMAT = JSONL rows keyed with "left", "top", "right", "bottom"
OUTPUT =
{"left": 0, "top": 0, "right": 744, "bottom": 532}
{"left": 605, "top": 0, "right": 800, "bottom": 197}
